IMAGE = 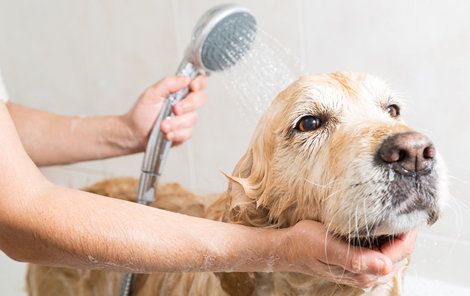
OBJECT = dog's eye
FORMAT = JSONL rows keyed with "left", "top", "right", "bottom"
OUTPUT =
{"left": 386, "top": 104, "right": 400, "bottom": 118}
{"left": 296, "top": 116, "right": 322, "bottom": 132}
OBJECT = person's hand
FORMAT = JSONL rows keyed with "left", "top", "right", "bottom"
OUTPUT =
{"left": 276, "top": 220, "right": 417, "bottom": 289}
{"left": 123, "top": 75, "right": 208, "bottom": 149}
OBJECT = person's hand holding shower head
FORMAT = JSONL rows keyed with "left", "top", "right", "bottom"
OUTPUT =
{"left": 123, "top": 75, "right": 208, "bottom": 149}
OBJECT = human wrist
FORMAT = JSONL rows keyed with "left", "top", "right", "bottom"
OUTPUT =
{"left": 203, "top": 225, "right": 282, "bottom": 273}
{"left": 270, "top": 226, "right": 301, "bottom": 273}
{"left": 89, "top": 114, "right": 145, "bottom": 159}
{"left": 112, "top": 114, "right": 146, "bottom": 153}
{"left": 235, "top": 226, "right": 290, "bottom": 273}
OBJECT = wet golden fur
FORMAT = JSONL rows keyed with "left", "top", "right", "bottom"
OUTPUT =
{"left": 27, "top": 72, "right": 446, "bottom": 295}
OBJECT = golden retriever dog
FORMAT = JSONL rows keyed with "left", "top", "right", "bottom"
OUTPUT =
{"left": 27, "top": 72, "right": 447, "bottom": 296}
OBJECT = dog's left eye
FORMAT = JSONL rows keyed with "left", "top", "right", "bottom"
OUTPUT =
{"left": 386, "top": 104, "right": 400, "bottom": 118}
{"left": 296, "top": 116, "right": 322, "bottom": 132}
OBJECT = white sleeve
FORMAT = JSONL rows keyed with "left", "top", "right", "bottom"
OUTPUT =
{"left": 0, "top": 69, "right": 9, "bottom": 102}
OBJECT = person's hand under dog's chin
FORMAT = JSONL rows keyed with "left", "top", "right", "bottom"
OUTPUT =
{"left": 272, "top": 220, "right": 417, "bottom": 289}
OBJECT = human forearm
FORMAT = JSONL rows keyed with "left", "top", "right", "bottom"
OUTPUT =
{"left": 0, "top": 102, "right": 275, "bottom": 273}
{"left": 0, "top": 178, "right": 406, "bottom": 282}
{"left": 0, "top": 181, "right": 278, "bottom": 273}
{"left": 7, "top": 76, "right": 207, "bottom": 166}
{"left": 7, "top": 103, "right": 140, "bottom": 166}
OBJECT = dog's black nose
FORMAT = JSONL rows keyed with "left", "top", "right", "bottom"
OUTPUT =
{"left": 378, "top": 132, "right": 435, "bottom": 174}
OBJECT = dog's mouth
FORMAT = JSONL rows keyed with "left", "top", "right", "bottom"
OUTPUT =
{"left": 345, "top": 232, "right": 408, "bottom": 250}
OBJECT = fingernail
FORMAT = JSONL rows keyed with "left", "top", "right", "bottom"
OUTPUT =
{"left": 166, "top": 132, "right": 174, "bottom": 141}
{"left": 376, "top": 258, "right": 389, "bottom": 275}
{"left": 174, "top": 104, "right": 184, "bottom": 114}
{"left": 161, "top": 121, "right": 171, "bottom": 132}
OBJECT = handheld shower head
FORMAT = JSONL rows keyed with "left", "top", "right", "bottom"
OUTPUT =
{"left": 120, "top": 6, "right": 257, "bottom": 296}
{"left": 143, "top": 4, "right": 257, "bottom": 177}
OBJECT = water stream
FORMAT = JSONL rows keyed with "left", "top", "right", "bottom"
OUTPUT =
{"left": 218, "top": 29, "right": 301, "bottom": 125}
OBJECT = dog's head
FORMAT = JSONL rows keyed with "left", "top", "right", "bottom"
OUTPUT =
{"left": 226, "top": 71, "right": 447, "bottom": 246}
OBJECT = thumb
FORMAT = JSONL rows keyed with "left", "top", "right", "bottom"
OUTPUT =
{"left": 148, "top": 76, "right": 191, "bottom": 98}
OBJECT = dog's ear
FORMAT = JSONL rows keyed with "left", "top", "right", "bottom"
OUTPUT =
{"left": 223, "top": 147, "right": 259, "bottom": 204}
{"left": 229, "top": 119, "right": 276, "bottom": 191}
{"left": 223, "top": 119, "right": 278, "bottom": 226}
{"left": 223, "top": 171, "right": 253, "bottom": 208}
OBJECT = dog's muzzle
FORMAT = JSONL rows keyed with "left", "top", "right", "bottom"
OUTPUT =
{"left": 376, "top": 131, "right": 439, "bottom": 223}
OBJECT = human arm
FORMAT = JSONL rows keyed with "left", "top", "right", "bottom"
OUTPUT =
{"left": 6, "top": 76, "right": 207, "bottom": 166}
{"left": 0, "top": 101, "right": 276, "bottom": 272}
{"left": 0, "top": 103, "right": 412, "bottom": 286}
{"left": 0, "top": 104, "right": 412, "bottom": 287}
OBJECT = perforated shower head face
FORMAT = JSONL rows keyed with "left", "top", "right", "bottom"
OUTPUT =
{"left": 190, "top": 4, "right": 257, "bottom": 72}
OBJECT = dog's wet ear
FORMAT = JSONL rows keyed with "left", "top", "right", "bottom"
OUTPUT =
{"left": 222, "top": 148, "right": 257, "bottom": 205}
{"left": 222, "top": 171, "right": 254, "bottom": 208}
{"left": 222, "top": 121, "right": 278, "bottom": 226}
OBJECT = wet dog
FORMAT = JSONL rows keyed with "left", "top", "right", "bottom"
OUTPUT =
{"left": 27, "top": 72, "right": 447, "bottom": 295}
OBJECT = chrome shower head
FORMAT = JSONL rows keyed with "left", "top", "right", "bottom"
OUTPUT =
{"left": 186, "top": 4, "right": 257, "bottom": 73}
{"left": 119, "top": 5, "right": 257, "bottom": 296}
{"left": 143, "top": 3, "right": 257, "bottom": 178}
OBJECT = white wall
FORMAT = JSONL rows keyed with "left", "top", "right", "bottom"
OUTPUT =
{"left": 0, "top": 0, "right": 469, "bottom": 295}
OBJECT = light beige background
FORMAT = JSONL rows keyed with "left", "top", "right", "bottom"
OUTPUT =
{"left": 0, "top": 1, "right": 469, "bottom": 295}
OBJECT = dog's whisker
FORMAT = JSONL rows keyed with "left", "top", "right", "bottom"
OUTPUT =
{"left": 354, "top": 205, "right": 362, "bottom": 249}
{"left": 444, "top": 197, "right": 466, "bottom": 259}
{"left": 445, "top": 195, "right": 466, "bottom": 243}
{"left": 303, "top": 178, "right": 337, "bottom": 189}
{"left": 339, "top": 214, "right": 352, "bottom": 283}
{"left": 448, "top": 174, "right": 470, "bottom": 188}
{"left": 324, "top": 209, "right": 344, "bottom": 285}
{"left": 362, "top": 199, "right": 373, "bottom": 248}
{"left": 323, "top": 188, "right": 348, "bottom": 203}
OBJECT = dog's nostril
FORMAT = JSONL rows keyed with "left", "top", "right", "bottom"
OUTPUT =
{"left": 378, "top": 132, "right": 435, "bottom": 174}
{"left": 423, "top": 145, "right": 436, "bottom": 160}
{"left": 398, "top": 149, "right": 408, "bottom": 162}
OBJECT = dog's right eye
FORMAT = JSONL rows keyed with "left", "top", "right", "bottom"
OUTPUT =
{"left": 296, "top": 116, "right": 322, "bottom": 132}
{"left": 386, "top": 104, "right": 400, "bottom": 118}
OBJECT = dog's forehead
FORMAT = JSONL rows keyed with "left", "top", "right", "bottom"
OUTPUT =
{"left": 301, "top": 72, "right": 392, "bottom": 106}
{"left": 270, "top": 72, "right": 398, "bottom": 124}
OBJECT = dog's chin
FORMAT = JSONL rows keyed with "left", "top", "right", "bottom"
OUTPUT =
{"left": 347, "top": 234, "right": 404, "bottom": 250}
{"left": 373, "top": 210, "right": 431, "bottom": 235}
{"left": 344, "top": 210, "right": 431, "bottom": 249}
